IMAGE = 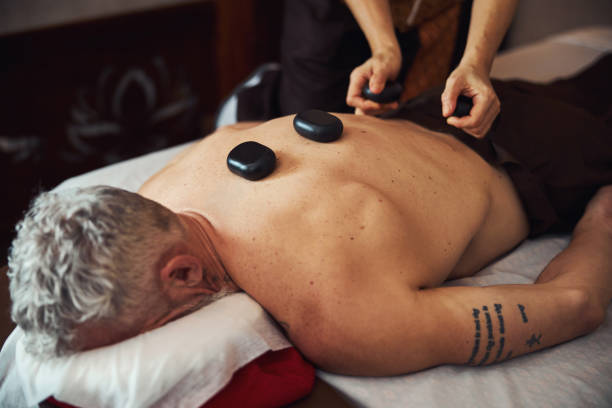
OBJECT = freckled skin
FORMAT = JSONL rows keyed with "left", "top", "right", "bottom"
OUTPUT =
{"left": 140, "top": 113, "right": 530, "bottom": 373}
{"left": 142, "top": 112, "right": 527, "bottom": 316}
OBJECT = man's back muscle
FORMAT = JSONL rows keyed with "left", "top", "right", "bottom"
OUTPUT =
{"left": 140, "top": 114, "right": 528, "bottom": 335}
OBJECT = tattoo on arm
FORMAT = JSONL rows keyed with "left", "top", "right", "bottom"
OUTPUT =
{"left": 526, "top": 333, "right": 542, "bottom": 348}
{"left": 477, "top": 306, "right": 495, "bottom": 366}
{"left": 518, "top": 304, "right": 528, "bottom": 323}
{"left": 466, "top": 303, "right": 514, "bottom": 366}
{"left": 467, "top": 302, "right": 546, "bottom": 365}
{"left": 517, "top": 305, "right": 544, "bottom": 348}
{"left": 492, "top": 304, "right": 506, "bottom": 363}
{"left": 466, "top": 309, "right": 481, "bottom": 365}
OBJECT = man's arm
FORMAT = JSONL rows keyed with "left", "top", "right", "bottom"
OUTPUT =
{"left": 296, "top": 281, "right": 603, "bottom": 376}
{"left": 442, "top": 0, "right": 518, "bottom": 138}
{"left": 292, "top": 199, "right": 612, "bottom": 376}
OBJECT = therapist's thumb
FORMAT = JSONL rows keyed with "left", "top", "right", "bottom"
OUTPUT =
{"left": 369, "top": 70, "right": 387, "bottom": 94}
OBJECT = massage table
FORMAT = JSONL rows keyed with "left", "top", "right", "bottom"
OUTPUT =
{"left": 1, "top": 26, "right": 612, "bottom": 408}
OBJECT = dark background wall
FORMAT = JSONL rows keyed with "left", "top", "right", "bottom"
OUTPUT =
{"left": 0, "top": 0, "right": 283, "bottom": 343}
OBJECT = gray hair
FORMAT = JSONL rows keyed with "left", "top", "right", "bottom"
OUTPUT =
{"left": 7, "top": 186, "right": 182, "bottom": 356}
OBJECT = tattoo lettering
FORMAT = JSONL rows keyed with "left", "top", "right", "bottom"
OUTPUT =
{"left": 466, "top": 308, "right": 481, "bottom": 365}
{"left": 493, "top": 338, "right": 506, "bottom": 363}
{"left": 518, "top": 304, "right": 528, "bottom": 323}
{"left": 494, "top": 304, "right": 505, "bottom": 334}
{"left": 477, "top": 306, "right": 495, "bottom": 366}
{"left": 467, "top": 304, "right": 514, "bottom": 366}
{"left": 492, "top": 304, "right": 506, "bottom": 363}
{"left": 526, "top": 333, "right": 542, "bottom": 348}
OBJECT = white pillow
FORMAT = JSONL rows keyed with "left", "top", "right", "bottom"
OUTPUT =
{"left": 1, "top": 293, "right": 289, "bottom": 408}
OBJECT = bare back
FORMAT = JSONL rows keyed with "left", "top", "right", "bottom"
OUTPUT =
{"left": 140, "top": 114, "right": 528, "bottom": 340}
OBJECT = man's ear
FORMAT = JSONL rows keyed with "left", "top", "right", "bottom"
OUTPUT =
{"left": 160, "top": 254, "right": 206, "bottom": 290}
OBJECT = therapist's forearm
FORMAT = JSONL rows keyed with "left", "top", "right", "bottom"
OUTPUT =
{"left": 343, "top": 0, "right": 400, "bottom": 55}
{"left": 460, "top": 0, "right": 518, "bottom": 73}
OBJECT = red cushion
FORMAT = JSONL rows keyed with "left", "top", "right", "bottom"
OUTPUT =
{"left": 204, "top": 348, "right": 315, "bottom": 408}
{"left": 46, "top": 347, "right": 314, "bottom": 408}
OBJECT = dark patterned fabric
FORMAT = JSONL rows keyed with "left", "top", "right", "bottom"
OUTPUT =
{"left": 277, "top": 0, "right": 420, "bottom": 116}
{"left": 394, "top": 54, "right": 612, "bottom": 236}
{"left": 276, "top": 0, "right": 470, "bottom": 116}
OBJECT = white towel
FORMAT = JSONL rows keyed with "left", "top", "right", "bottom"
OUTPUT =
{"left": 2, "top": 293, "right": 289, "bottom": 408}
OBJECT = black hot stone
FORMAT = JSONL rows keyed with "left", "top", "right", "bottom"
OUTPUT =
{"left": 362, "top": 81, "right": 403, "bottom": 103}
{"left": 227, "top": 141, "right": 276, "bottom": 181}
{"left": 452, "top": 95, "right": 473, "bottom": 117}
{"left": 293, "top": 110, "right": 343, "bottom": 143}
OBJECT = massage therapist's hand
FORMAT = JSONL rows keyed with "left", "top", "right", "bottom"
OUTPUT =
{"left": 346, "top": 46, "right": 402, "bottom": 116}
{"left": 441, "top": 63, "right": 500, "bottom": 138}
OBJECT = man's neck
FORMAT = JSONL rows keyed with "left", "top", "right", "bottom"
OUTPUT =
{"left": 176, "top": 212, "right": 239, "bottom": 292}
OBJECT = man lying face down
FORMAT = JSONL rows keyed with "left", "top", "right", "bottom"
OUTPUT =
{"left": 8, "top": 55, "right": 612, "bottom": 375}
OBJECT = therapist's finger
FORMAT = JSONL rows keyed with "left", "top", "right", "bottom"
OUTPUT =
{"left": 467, "top": 92, "right": 500, "bottom": 137}
{"left": 463, "top": 94, "right": 490, "bottom": 127}
{"left": 460, "top": 100, "right": 499, "bottom": 138}
{"left": 441, "top": 78, "right": 462, "bottom": 118}
{"left": 360, "top": 99, "right": 383, "bottom": 113}
{"left": 369, "top": 65, "right": 388, "bottom": 95}
{"left": 471, "top": 102, "right": 500, "bottom": 138}
{"left": 447, "top": 90, "right": 491, "bottom": 129}
{"left": 359, "top": 101, "right": 399, "bottom": 116}
{"left": 347, "top": 68, "right": 371, "bottom": 109}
